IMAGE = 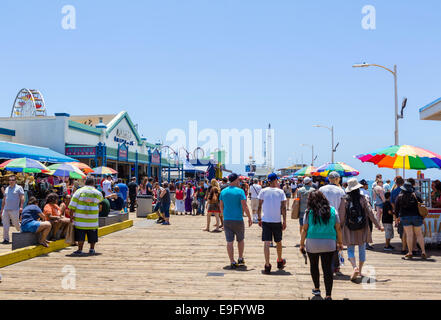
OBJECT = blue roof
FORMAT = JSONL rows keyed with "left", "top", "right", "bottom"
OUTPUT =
{"left": 419, "top": 97, "right": 441, "bottom": 112}
{"left": 0, "top": 142, "right": 77, "bottom": 163}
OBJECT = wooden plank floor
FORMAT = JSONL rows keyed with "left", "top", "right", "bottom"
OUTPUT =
{"left": 0, "top": 205, "right": 440, "bottom": 300}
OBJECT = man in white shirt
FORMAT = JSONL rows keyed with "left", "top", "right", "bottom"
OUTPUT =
{"left": 102, "top": 175, "right": 113, "bottom": 197}
{"left": 1, "top": 175, "right": 24, "bottom": 244}
{"left": 249, "top": 179, "right": 262, "bottom": 223}
{"left": 257, "top": 173, "right": 287, "bottom": 274}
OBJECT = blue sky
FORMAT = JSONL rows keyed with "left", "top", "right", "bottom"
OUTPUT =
{"left": 1, "top": 0, "right": 441, "bottom": 180}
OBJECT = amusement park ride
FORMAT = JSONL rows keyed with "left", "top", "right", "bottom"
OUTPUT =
{"left": 11, "top": 88, "right": 47, "bottom": 117}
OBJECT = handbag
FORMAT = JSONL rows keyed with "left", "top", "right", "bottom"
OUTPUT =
{"left": 65, "top": 223, "right": 75, "bottom": 245}
{"left": 417, "top": 200, "right": 429, "bottom": 218}
{"left": 291, "top": 198, "right": 300, "bottom": 219}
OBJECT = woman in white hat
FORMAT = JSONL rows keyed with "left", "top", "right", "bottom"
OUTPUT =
{"left": 339, "top": 178, "right": 384, "bottom": 281}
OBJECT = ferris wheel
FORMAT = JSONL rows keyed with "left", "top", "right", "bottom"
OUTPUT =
{"left": 11, "top": 88, "right": 47, "bottom": 117}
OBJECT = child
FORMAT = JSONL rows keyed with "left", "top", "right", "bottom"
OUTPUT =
{"left": 382, "top": 192, "right": 395, "bottom": 251}
{"left": 192, "top": 198, "right": 199, "bottom": 216}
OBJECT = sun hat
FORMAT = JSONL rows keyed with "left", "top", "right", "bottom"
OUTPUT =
{"left": 401, "top": 182, "right": 414, "bottom": 193}
{"left": 328, "top": 171, "right": 340, "bottom": 179}
{"left": 345, "top": 178, "right": 363, "bottom": 193}
{"left": 268, "top": 173, "right": 279, "bottom": 181}
{"left": 303, "top": 177, "right": 312, "bottom": 184}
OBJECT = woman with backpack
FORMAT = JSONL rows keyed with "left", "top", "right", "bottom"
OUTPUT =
{"left": 299, "top": 190, "right": 343, "bottom": 300}
{"left": 340, "top": 178, "right": 384, "bottom": 281}
{"left": 203, "top": 179, "right": 221, "bottom": 232}
{"left": 395, "top": 182, "right": 428, "bottom": 260}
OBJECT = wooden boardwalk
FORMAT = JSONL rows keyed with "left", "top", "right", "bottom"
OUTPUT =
{"left": 1, "top": 208, "right": 441, "bottom": 300}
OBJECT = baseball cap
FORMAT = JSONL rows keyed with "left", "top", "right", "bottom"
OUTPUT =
{"left": 328, "top": 171, "right": 340, "bottom": 179}
{"left": 228, "top": 173, "right": 239, "bottom": 182}
{"left": 303, "top": 177, "right": 312, "bottom": 184}
{"left": 268, "top": 173, "right": 278, "bottom": 181}
{"left": 359, "top": 179, "right": 368, "bottom": 186}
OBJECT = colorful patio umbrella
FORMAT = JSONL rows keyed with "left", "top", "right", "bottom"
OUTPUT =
{"left": 356, "top": 145, "right": 441, "bottom": 170}
{"left": 0, "top": 158, "right": 50, "bottom": 173}
{"left": 90, "top": 166, "right": 118, "bottom": 175}
{"left": 47, "top": 163, "right": 86, "bottom": 179}
{"left": 68, "top": 162, "right": 94, "bottom": 174}
{"left": 293, "top": 166, "right": 317, "bottom": 177}
{"left": 312, "top": 162, "right": 359, "bottom": 177}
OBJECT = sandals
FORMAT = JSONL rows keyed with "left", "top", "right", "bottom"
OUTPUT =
{"left": 39, "top": 242, "right": 49, "bottom": 248}
{"left": 421, "top": 253, "right": 428, "bottom": 260}
{"left": 350, "top": 268, "right": 359, "bottom": 281}
{"left": 402, "top": 253, "right": 413, "bottom": 260}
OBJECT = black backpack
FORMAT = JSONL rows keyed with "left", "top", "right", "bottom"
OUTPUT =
{"left": 345, "top": 196, "right": 366, "bottom": 231}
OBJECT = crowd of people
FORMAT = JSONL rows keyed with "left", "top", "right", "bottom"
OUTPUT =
{"left": 0, "top": 169, "right": 434, "bottom": 299}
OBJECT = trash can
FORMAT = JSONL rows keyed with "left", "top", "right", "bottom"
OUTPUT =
{"left": 136, "top": 195, "right": 153, "bottom": 218}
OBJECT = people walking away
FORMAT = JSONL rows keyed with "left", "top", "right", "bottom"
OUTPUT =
{"left": 395, "top": 182, "right": 428, "bottom": 260}
{"left": 1, "top": 175, "right": 25, "bottom": 244}
{"left": 159, "top": 182, "right": 171, "bottom": 225}
{"left": 382, "top": 192, "right": 396, "bottom": 251}
{"left": 300, "top": 190, "right": 343, "bottom": 300}
{"left": 258, "top": 173, "right": 287, "bottom": 274}
{"left": 249, "top": 179, "right": 262, "bottom": 224}
{"left": 127, "top": 177, "right": 138, "bottom": 213}
{"left": 390, "top": 176, "right": 407, "bottom": 253}
{"left": 294, "top": 177, "right": 315, "bottom": 238}
{"left": 184, "top": 182, "right": 194, "bottom": 215}
{"left": 359, "top": 179, "right": 374, "bottom": 250}
{"left": 319, "top": 171, "right": 346, "bottom": 273}
{"left": 220, "top": 173, "right": 252, "bottom": 269}
{"left": 204, "top": 179, "right": 221, "bottom": 232}
{"left": 20, "top": 197, "right": 52, "bottom": 247}
{"left": 68, "top": 177, "right": 103, "bottom": 255}
{"left": 283, "top": 182, "right": 292, "bottom": 209}
{"left": 341, "top": 178, "right": 383, "bottom": 281}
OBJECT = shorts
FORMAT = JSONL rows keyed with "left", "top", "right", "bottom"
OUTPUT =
{"left": 401, "top": 215, "right": 423, "bottom": 227}
{"left": 21, "top": 221, "right": 41, "bottom": 233}
{"left": 74, "top": 228, "right": 98, "bottom": 243}
{"left": 262, "top": 222, "right": 282, "bottom": 243}
{"left": 375, "top": 203, "right": 384, "bottom": 210}
{"left": 161, "top": 203, "right": 170, "bottom": 218}
{"left": 299, "top": 212, "right": 305, "bottom": 227}
{"left": 250, "top": 199, "right": 259, "bottom": 212}
{"left": 397, "top": 221, "right": 404, "bottom": 238}
{"left": 224, "top": 220, "right": 245, "bottom": 243}
{"left": 207, "top": 203, "right": 220, "bottom": 213}
{"left": 383, "top": 223, "right": 394, "bottom": 239}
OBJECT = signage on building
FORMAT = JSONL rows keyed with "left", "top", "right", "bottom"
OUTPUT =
{"left": 118, "top": 143, "right": 128, "bottom": 162}
{"left": 151, "top": 149, "right": 160, "bottom": 164}
{"left": 65, "top": 146, "right": 96, "bottom": 156}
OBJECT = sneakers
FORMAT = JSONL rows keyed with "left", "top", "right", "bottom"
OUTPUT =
{"left": 89, "top": 249, "right": 96, "bottom": 255}
{"left": 2, "top": 240, "right": 10, "bottom": 245}
{"left": 156, "top": 218, "right": 164, "bottom": 224}
{"left": 312, "top": 289, "right": 321, "bottom": 296}
{"left": 277, "top": 258, "right": 286, "bottom": 270}
{"left": 161, "top": 221, "right": 170, "bottom": 225}
{"left": 230, "top": 261, "right": 239, "bottom": 269}
{"left": 238, "top": 258, "right": 245, "bottom": 266}
{"left": 366, "top": 244, "right": 374, "bottom": 250}
{"left": 383, "top": 245, "right": 394, "bottom": 251}
{"left": 264, "top": 264, "right": 272, "bottom": 274}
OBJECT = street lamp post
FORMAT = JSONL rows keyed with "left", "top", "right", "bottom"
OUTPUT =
{"left": 313, "top": 125, "right": 335, "bottom": 163}
{"left": 301, "top": 144, "right": 315, "bottom": 166}
{"left": 353, "top": 63, "right": 399, "bottom": 176}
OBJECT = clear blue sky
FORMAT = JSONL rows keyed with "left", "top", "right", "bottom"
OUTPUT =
{"left": 1, "top": 0, "right": 441, "bottom": 180}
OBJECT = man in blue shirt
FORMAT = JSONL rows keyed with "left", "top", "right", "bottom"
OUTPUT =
{"left": 116, "top": 179, "right": 129, "bottom": 211}
{"left": 220, "top": 173, "right": 252, "bottom": 269}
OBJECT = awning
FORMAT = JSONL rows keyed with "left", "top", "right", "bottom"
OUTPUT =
{"left": 0, "top": 141, "right": 77, "bottom": 163}
{"left": 183, "top": 160, "right": 205, "bottom": 172}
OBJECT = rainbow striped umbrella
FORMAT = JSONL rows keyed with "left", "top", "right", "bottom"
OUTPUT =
{"left": 90, "top": 166, "right": 118, "bottom": 175}
{"left": 0, "top": 158, "right": 50, "bottom": 173}
{"left": 68, "top": 162, "right": 94, "bottom": 174}
{"left": 312, "top": 162, "right": 359, "bottom": 177}
{"left": 47, "top": 163, "right": 86, "bottom": 179}
{"left": 356, "top": 145, "right": 441, "bottom": 170}
{"left": 293, "top": 166, "right": 317, "bottom": 177}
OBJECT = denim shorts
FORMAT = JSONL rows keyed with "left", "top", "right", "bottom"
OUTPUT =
{"left": 21, "top": 220, "right": 41, "bottom": 233}
{"left": 401, "top": 215, "right": 423, "bottom": 227}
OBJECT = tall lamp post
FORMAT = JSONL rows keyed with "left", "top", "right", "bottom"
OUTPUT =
{"left": 353, "top": 63, "right": 400, "bottom": 176}
{"left": 301, "top": 144, "right": 315, "bottom": 166}
{"left": 313, "top": 125, "right": 337, "bottom": 163}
